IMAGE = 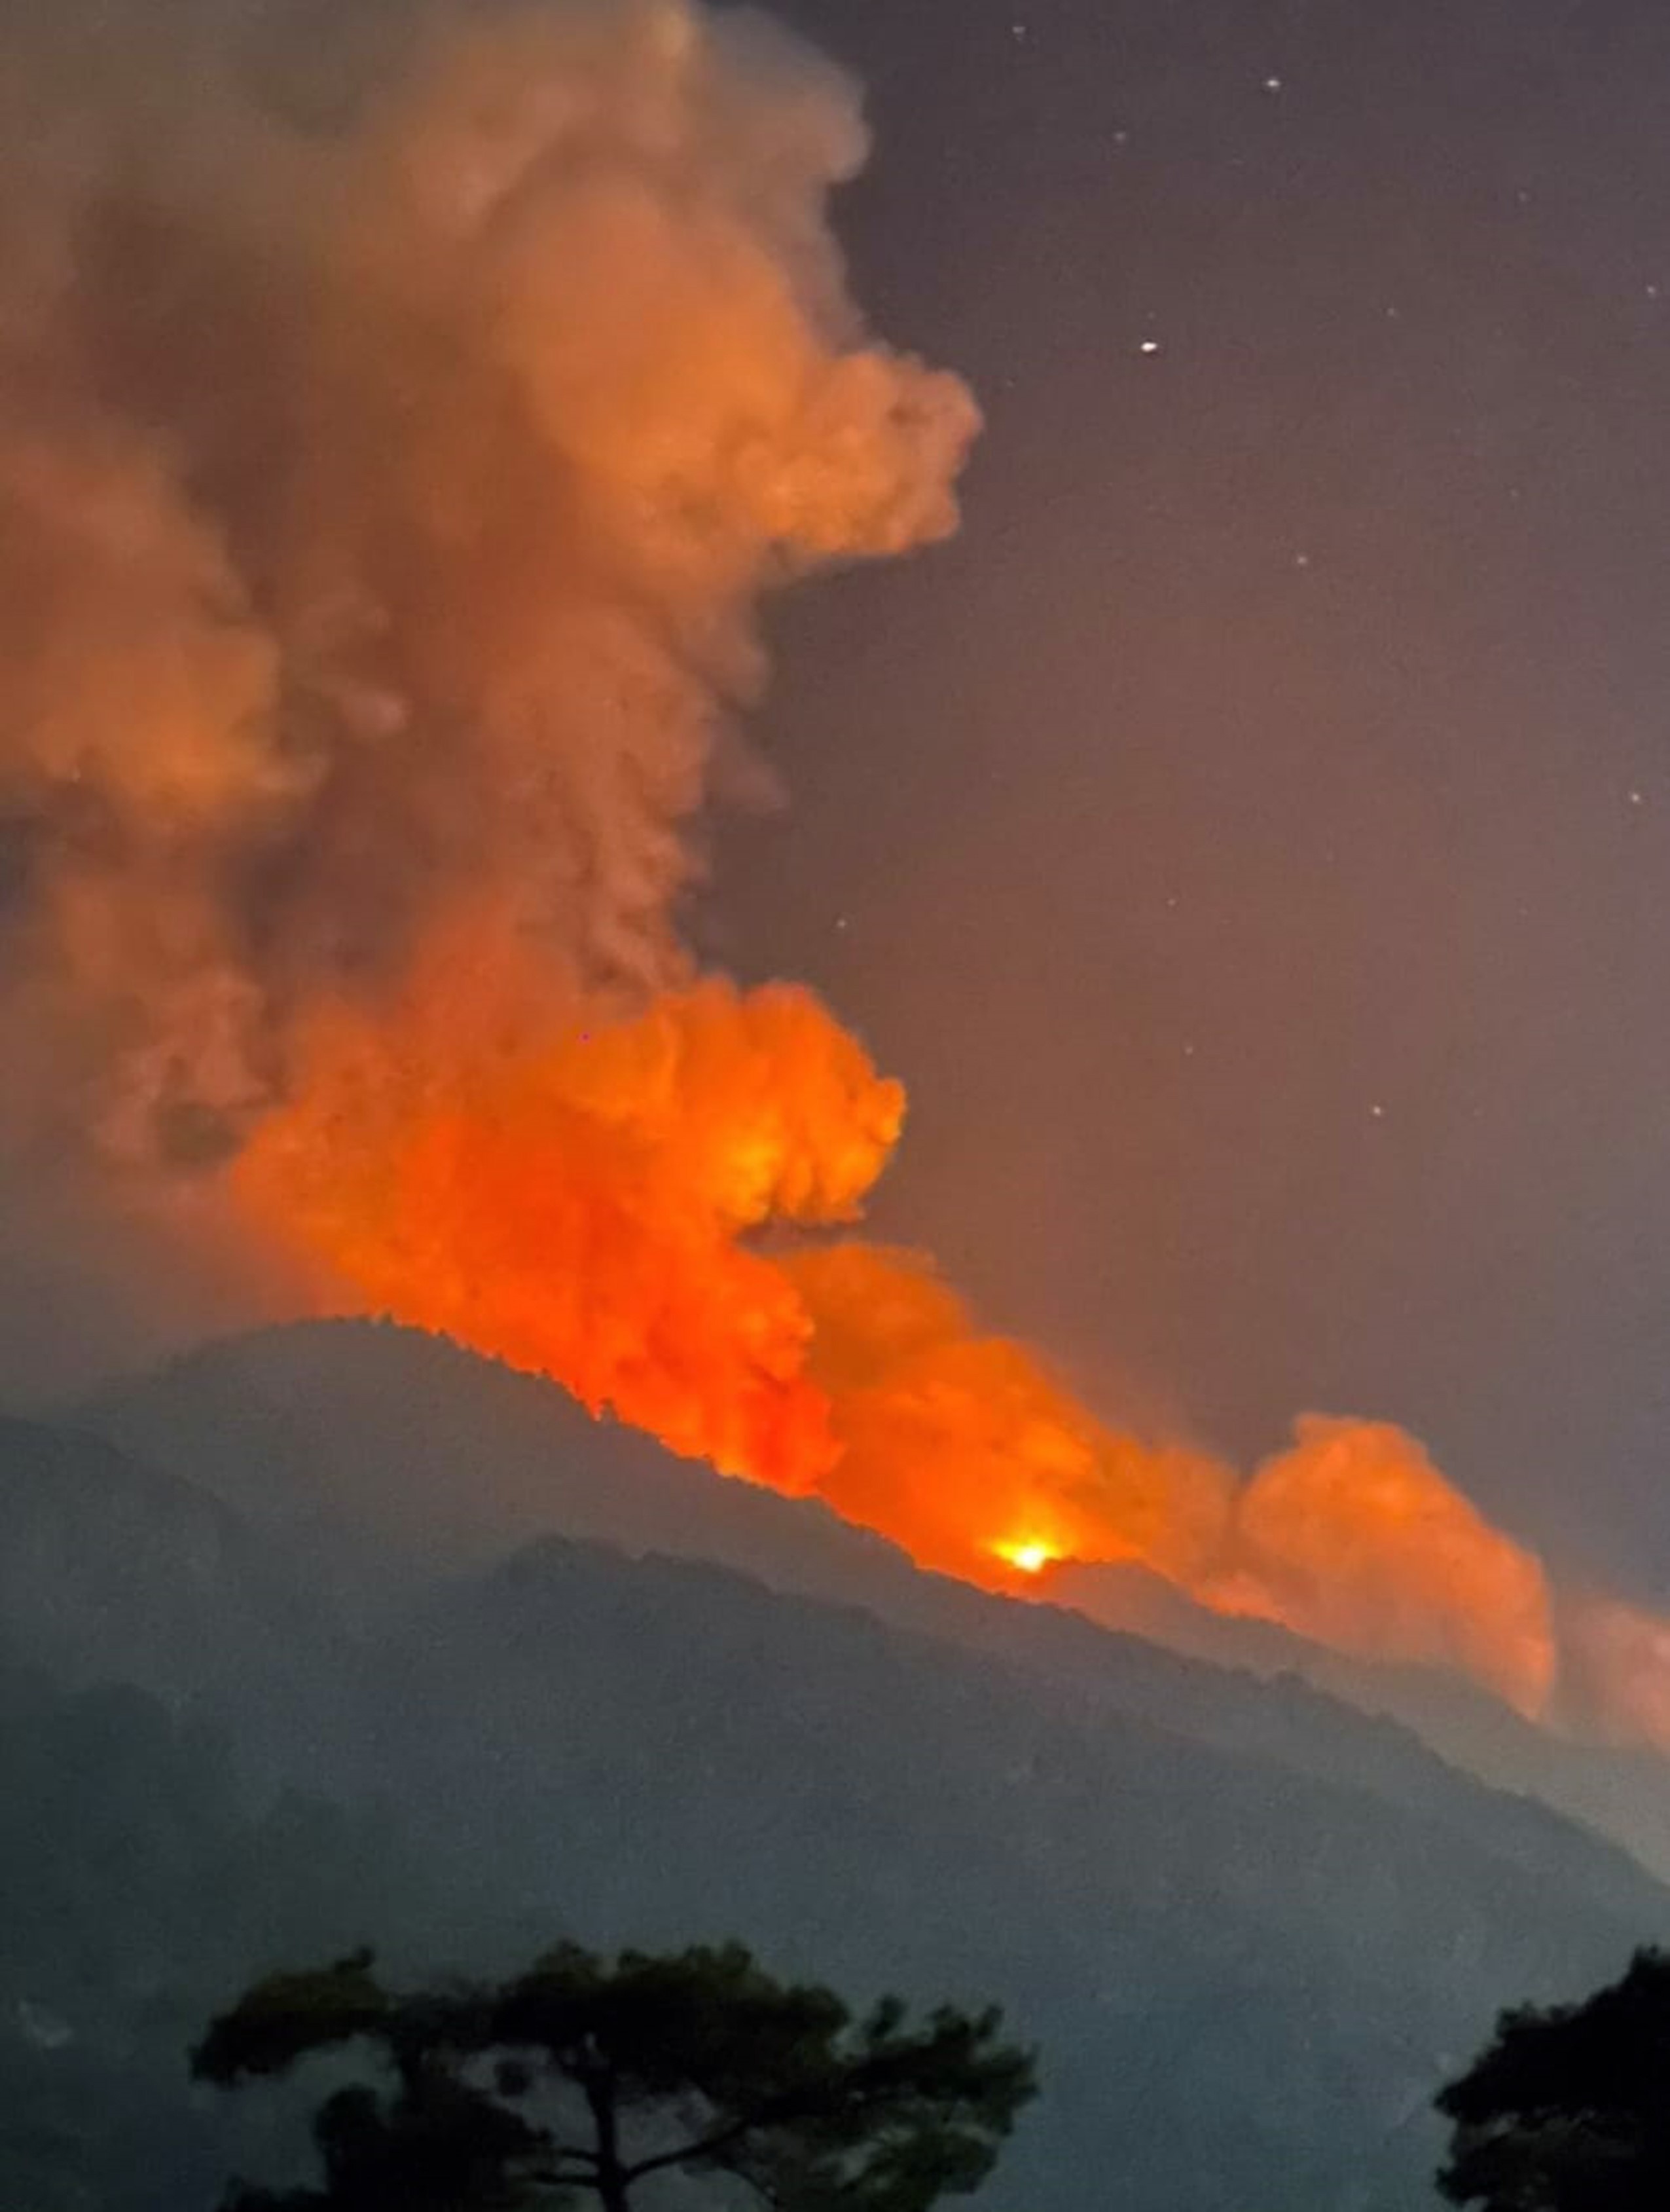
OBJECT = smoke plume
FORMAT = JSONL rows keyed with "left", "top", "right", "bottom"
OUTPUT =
{"left": 0, "top": 0, "right": 972, "bottom": 1160}
{"left": 0, "top": 0, "right": 1661, "bottom": 1744}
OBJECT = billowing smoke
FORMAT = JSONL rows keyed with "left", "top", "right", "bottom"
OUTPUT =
{"left": 0, "top": 0, "right": 973, "bottom": 1162}
{"left": 1204, "top": 1419, "right": 1555, "bottom": 1712}
{"left": 0, "top": 0, "right": 1659, "bottom": 1743}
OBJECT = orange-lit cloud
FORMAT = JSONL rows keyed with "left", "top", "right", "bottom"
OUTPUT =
{"left": 0, "top": 0, "right": 974, "bottom": 1164}
{"left": 1203, "top": 1417, "right": 1555, "bottom": 1715}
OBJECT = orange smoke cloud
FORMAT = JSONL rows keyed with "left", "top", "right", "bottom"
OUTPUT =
{"left": 236, "top": 940, "right": 901, "bottom": 1488}
{"left": 0, "top": 0, "right": 975, "bottom": 1161}
{"left": 236, "top": 945, "right": 1248, "bottom": 1599}
{"left": 788, "top": 1244, "right": 1235, "bottom": 1590}
{"left": 239, "top": 938, "right": 1561, "bottom": 1720}
{"left": 1203, "top": 1418, "right": 1556, "bottom": 1715}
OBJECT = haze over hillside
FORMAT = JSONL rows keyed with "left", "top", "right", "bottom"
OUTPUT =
{"left": 83, "top": 1318, "right": 1670, "bottom": 1881}
{"left": 0, "top": 1318, "right": 1658, "bottom": 2209}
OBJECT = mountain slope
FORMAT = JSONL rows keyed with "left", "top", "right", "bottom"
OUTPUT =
{"left": 0, "top": 1644, "right": 474, "bottom": 2212}
{"left": 14, "top": 1332, "right": 1670, "bottom": 2206}
{"left": 81, "top": 1319, "right": 1670, "bottom": 1881}
{"left": 0, "top": 1414, "right": 336, "bottom": 1758}
{"left": 357, "top": 1536, "right": 1667, "bottom": 2212}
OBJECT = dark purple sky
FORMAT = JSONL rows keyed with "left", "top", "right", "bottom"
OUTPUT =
{"left": 706, "top": 0, "right": 1670, "bottom": 1596}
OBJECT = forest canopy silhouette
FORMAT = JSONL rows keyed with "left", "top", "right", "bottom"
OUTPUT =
{"left": 1437, "top": 1947, "right": 1670, "bottom": 2211}
{"left": 191, "top": 1940, "right": 1037, "bottom": 2212}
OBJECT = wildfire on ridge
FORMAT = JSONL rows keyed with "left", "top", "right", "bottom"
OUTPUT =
{"left": 235, "top": 944, "right": 1563, "bottom": 1723}
{"left": 0, "top": 0, "right": 1660, "bottom": 1748}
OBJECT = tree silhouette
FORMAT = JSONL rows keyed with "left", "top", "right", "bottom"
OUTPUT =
{"left": 192, "top": 1940, "right": 1036, "bottom": 2212}
{"left": 1435, "top": 1945, "right": 1670, "bottom": 2210}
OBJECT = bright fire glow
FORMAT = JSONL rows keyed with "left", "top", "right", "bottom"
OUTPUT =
{"left": 236, "top": 951, "right": 1560, "bottom": 1721}
{"left": 995, "top": 1540, "right": 1057, "bottom": 1576}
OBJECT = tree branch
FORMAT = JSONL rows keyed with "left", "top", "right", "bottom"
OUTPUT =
{"left": 621, "top": 2111, "right": 769, "bottom": 2184}
{"left": 541, "top": 2144, "right": 602, "bottom": 2169}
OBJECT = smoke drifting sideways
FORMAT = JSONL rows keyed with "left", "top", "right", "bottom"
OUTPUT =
{"left": 2, "top": 0, "right": 1666, "bottom": 1752}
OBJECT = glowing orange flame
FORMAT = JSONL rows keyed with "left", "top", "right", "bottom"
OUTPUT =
{"left": 994, "top": 1541, "right": 1058, "bottom": 1577}
{"left": 235, "top": 942, "right": 1558, "bottom": 1720}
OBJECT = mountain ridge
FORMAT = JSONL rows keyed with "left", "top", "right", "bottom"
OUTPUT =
{"left": 3, "top": 1316, "right": 1667, "bottom": 2207}
{"left": 77, "top": 1316, "right": 1670, "bottom": 1880}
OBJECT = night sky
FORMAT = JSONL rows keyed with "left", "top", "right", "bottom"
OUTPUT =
{"left": 704, "top": 0, "right": 1670, "bottom": 1597}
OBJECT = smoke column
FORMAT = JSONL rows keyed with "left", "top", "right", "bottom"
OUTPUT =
{"left": 1, "top": 0, "right": 1663, "bottom": 1743}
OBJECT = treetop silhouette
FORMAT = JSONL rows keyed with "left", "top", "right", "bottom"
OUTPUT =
{"left": 193, "top": 1938, "right": 1036, "bottom": 2212}
{"left": 1436, "top": 1944, "right": 1670, "bottom": 2211}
